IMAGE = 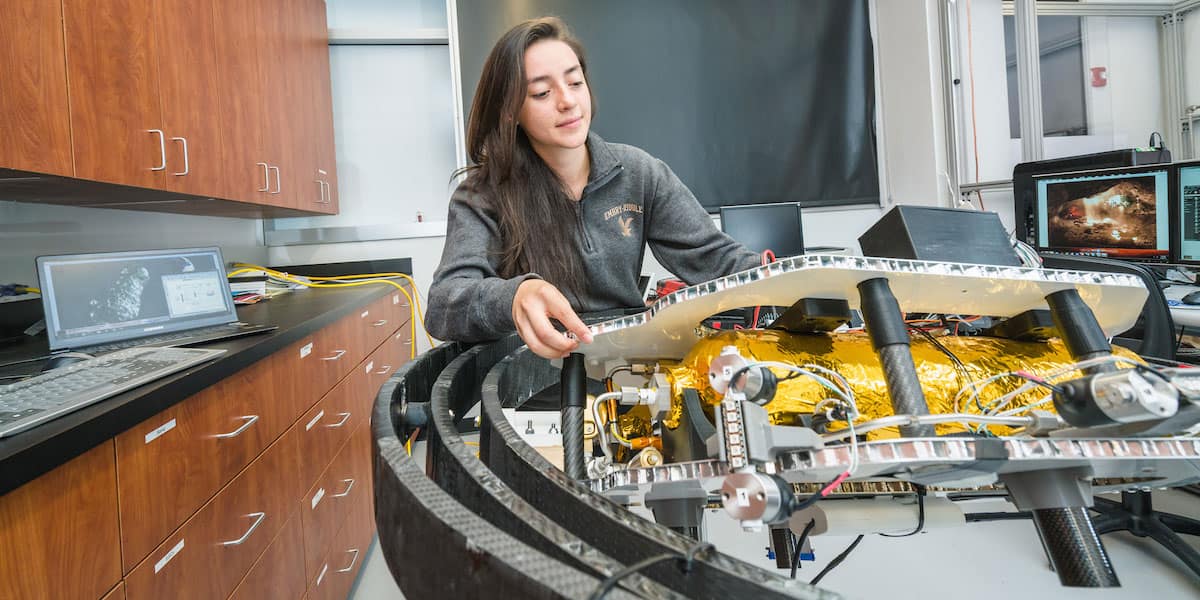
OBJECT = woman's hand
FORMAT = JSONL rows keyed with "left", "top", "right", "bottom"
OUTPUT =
{"left": 512, "top": 279, "right": 593, "bottom": 359}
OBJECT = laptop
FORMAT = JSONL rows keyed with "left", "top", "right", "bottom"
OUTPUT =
{"left": 36, "top": 247, "right": 276, "bottom": 356}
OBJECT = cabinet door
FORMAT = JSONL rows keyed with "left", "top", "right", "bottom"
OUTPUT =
{"left": 212, "top": 0, "right": 272, "bottom": 204}
{"left": 0, "top": 442, "right": 121, "bottom": 600}
{"left": 309, "top": 0, "right": 340, "bottom": 213}
{"left": 0, "top": 0, "right": 73, "bottom": 176}
{"left": 154, "top": 0, "right": 225, "bottom": 197}
{"left": 256, "top": 0, "right": 296, "bottom": 208}
{"left": 63, "top": 0, "right": 164, "bottom": 188}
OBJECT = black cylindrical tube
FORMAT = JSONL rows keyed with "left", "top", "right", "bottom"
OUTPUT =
{"left": 857, "top": 278, "right": 934, "bottom": 437}
{"left": 1045, "top": 289, "right": 1114, "bottom": 372}
{"left": 1031, "top": 507, "right": 1120, "bottom": 587}
{"left": 560, "top": 353, "right": 587, "bottom": 480}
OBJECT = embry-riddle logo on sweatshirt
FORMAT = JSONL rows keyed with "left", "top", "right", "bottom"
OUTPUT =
{"left": 603, "top": 203, "right": 643, "bottom": 238}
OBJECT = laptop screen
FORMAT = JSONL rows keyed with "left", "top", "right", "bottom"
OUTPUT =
{"left": 36, "top": 247, "right": 237, "bottom": 351}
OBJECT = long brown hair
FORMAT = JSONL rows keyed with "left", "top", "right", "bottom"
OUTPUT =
{"left": 458, "top": 17, "right": 595, "bottom": 303}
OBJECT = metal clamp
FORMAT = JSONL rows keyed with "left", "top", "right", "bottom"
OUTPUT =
{"left": 326, "top": 412, "right": 352, "bottom": 428}
{"left": 149, "top": 130, "right": 167, "bottom": 171}
{"left": 221, "top": 512, "right": 266, "bottom": 546}
{"left": 337, "top": 548, "right": 360, "bottom": 573}
{"left": 321, "top": 349, "right": 347, "bottom": 361}
{"left": 213, "top": 415, "right": 259, "bottom": 439}
{"left": 331, "top": 478, "right": 355, "bottom": 498}
{"left": 171, "top": 136, "right": 189, "bottom": 175}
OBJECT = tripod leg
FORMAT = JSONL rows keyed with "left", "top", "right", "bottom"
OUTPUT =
{"left": 1090, "top": 513, "right": 1126, "bottom": 536}
{"left": 1160, "top": 513, "right": 1200, "bottom": 537}
{"left": 1145, "top": 518, "right": 1200, "bottom": 578}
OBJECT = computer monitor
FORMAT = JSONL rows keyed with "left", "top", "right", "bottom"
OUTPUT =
{"left": 719, "top": 202, "right": 805, "bottom": 258}
{"left": 1175, "top": 160, "right": 1200, "bottom": 263}
{"left": 1033, "top": 165, "right": 1171, "bottom": 262}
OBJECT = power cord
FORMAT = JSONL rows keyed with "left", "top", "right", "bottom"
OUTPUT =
{"left": 790, "top": 519, "right": 817, "bottom": 579}
{"left": 879, "top": 486, "right": 927, "bottom": 537}
{"left": 809, "top": 535, "right": 865, "bottom": 585}
{"left": 588, "top": 541, "right": 714, "bottom": 599}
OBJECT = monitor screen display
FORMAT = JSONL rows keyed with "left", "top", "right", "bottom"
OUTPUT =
{"left": 1035, "top": 167, "right": 1170, "bottom": 262}
{"left": 1178, "top": 164, "right": 1200, "bottom": 262}
{"left": 719, "top": 203, "right": 805, "bottom": 258}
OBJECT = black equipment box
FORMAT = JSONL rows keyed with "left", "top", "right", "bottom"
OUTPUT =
{"left": 858, "top": 205, "right": 1021, "bottom": 266}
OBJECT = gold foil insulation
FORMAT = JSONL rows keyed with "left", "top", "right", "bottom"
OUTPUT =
{"left": 662, "top": 330, "right": 1140, "bottom": 438}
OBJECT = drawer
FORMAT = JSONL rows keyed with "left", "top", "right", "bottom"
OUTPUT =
{"left": 229, "top": 510, "right": 307, "bottom": 600}
{"left": 306, "top": 470, "right": 375, "bottom": 600}
{"left": 116, "top": 354, "right": 293, "bottom": 572}
{"left": 296, "top": 366, "right": 367, "bottom": 491}
{"left": 125, "top": 425, "right": 302, "bottom": 600}
{"left": 0, "top": 442, "right": 120, "bottom": 600}
{"left": 301, "top": 421, "right": 371, "bottom": 581}
{"left": 358, "top": 323, "right": 411, "bottom": 415}
{"left": 279, "top": 316, "right": 363, "bottom": 414}
{"left": 101, "top": 582, "right": 125, "bottom": 600}
{"left": 355, "top": 292, "right": 400, "bottom": 355}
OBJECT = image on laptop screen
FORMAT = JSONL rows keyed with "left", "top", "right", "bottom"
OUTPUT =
{"left": 36, "top": 247, "right": 238, "bottom": 351}
{"left": 1034, "top": 166, "right": 1170, "bottom": 262}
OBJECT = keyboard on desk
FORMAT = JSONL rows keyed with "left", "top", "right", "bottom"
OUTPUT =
{"left": 0, "top": 346, "right": 225, "bottom": 439}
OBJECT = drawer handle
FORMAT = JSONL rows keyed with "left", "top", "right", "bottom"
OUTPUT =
{"left": 171, "top": 136, "right": 189, "bottom": 176}
{"left": 371, "top": 319, "right": 388, "bottom": 327}
{"left": 321, "top": 349, "right": 347, "bottom": 361}
{"left": 149, "top": 129, "right": 167, "bottom": 171}
{"left": 332, "top": 478, "right": 355, "bottom": 498}
{"left": 375, "top": 365, "right": 392, "bottom": 375}
{"left": 326, "top": 412, "right": 351, "bottom": 428}
{"left": 337, "top": 548, "right": 361, "bottom": 573}
{"left": 221, "top": 512, "right": 266, "bottom": 546}
{"left": 256, "top": 162, "right": 269, "bottom": 192}
{"left": 213, "top": 415, "right": 259, "bottom": 439}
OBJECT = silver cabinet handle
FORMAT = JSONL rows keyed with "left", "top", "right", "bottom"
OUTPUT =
{"left": 372, "top": 319, "right": 388, "bottom": 327}
{"left": 314, "top": 178, "right": 324, "bottom": 204}
{"left": 331, "top": 478, "right": 355, "bottom": 498}
{"left": 337, "top": 548, "right": 360, "bottom": 573}
{"left": 171, "top": 136, "right": 189, "bottom": 175}
{"left": 149, "top": 130, "right": 167, "bottom": 171}
{"left": 320, "top": 349, "right": 347, "bottom": 361}
{"left": 326, "top": 412, "right": 351, "bottom": 428}
{"left": 269, "top": 165, "right": 281, "bottom": 194}
{"left": 213, "top": 415, "right": 259, "bottom": 439}
{"left": 256, "top": 162, "right": 269, "bottom": 192}
{"left": 322, "top": 181, "right": 331, "bottom": 203}
{"left": 221, "top": 512, "right": 266, "bottom": 546}
{"left": 375, "top": 365, "right": 392, "bottom": 375}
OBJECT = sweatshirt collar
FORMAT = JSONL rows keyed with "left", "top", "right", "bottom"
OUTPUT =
{"left": 585, "top": 132, "right": 623, "bottom": 191}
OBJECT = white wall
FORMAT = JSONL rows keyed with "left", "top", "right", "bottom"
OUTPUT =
{"left": 0, "top": 200, "right": 266, "bottom": 285}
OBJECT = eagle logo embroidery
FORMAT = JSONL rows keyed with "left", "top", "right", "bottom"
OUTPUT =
{"left": 618, "top": 216, "right": 634, "bottom": 238}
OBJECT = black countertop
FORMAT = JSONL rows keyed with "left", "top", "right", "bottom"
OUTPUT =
{"left": 0, "top": 284, "right": 400, "bottom": 496}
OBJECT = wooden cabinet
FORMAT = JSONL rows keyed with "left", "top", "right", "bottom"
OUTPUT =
{"left": 153, "top": 0, "right": 226, "bottom": 197}
{"left": 125, "top": 425, "right": 302, "bottom": 600}
{"left": 62, "top": 0, "right": 164, "bottom": 189}
{"left": 2, "top": 0, "right": 339, "bottom": 218}
{"left": 115, "top": 351, "right": 299, "bottom": 572}
{"left": 0, "top": 0, "right": 73, "bottom": 177}
{"left": 0, "top": 442, "right": 121, "bottom": 600}
{"left": 0, "top": 288, "right": 409, "bottom": 600}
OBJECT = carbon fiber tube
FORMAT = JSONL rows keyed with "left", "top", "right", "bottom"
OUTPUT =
{"left": 561, "top": 353, "right": 587, "bottom": 480}
{"left": 1031, "top": 507, "right": 1120, "bottom": 587}
{"left": 1045, "top": 289, "right": 1114, "bottom": 375}
{"left": 857, "top": 278, "right": 934, "bottom": 437}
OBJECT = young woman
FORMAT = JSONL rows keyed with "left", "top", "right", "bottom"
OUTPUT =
{"left": 426, "top": 17, "right": 759, "bottom": 358}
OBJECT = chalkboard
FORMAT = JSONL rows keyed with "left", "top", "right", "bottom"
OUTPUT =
{"left": 454, "top": 0, "right": 880, "bottom": 211}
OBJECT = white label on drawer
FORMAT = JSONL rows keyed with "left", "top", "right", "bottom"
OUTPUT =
{"left": 300, "top": 342, "right": 313, "bottom": 359}
{"left": 365, "top": 361, "right": 374, "bottom": 375}
{"left": 393, "top": 293, "right": 400, "bottom": 304}
{"left": 361, "top": 310, "right": 369, "bottom": 318}
{"left": 155, "top": 539, "right": 185, "bottom": 574}
{"left": 306, "top": 409, "right": 326, "bottom": 431}
{"left": 311, "top": 487, "right": 326, "bottom": 510}
{"left": 316, "top": 563, "right": 329, "bottom": 587}
{"left": 144, "top": 418, "right": 177, "bottom": 444}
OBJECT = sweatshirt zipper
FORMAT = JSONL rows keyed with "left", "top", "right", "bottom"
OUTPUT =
{"left": 576, "top": 165, "right": 623, "bottom": 254}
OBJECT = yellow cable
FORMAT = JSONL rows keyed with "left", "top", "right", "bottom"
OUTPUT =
{"left": 232, "top": 264, "right": 436, "bottom": 349}
{"left": 24, "top": 287, "right": 41, "bottom": 294}
{"left": 229, "top": 264, "right": 429, "bottom": 359}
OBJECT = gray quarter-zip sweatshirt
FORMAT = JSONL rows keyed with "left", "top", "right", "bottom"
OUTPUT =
{"left": 426, "top": 132, "right": 760, "bottom": 342}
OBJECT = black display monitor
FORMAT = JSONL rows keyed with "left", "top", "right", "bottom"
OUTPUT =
{"left": 719, "top": 202, "right": 805, "bottom": 258}
{"left": 1174, "top": 160, "right": 1200, "bottom": 264}
{"left": 1033, "top": 164, "right": 1172, "bottom": 263}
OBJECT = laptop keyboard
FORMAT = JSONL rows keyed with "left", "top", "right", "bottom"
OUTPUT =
{"left": 0, "top": 346, "right": 225, "bottom": 438}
